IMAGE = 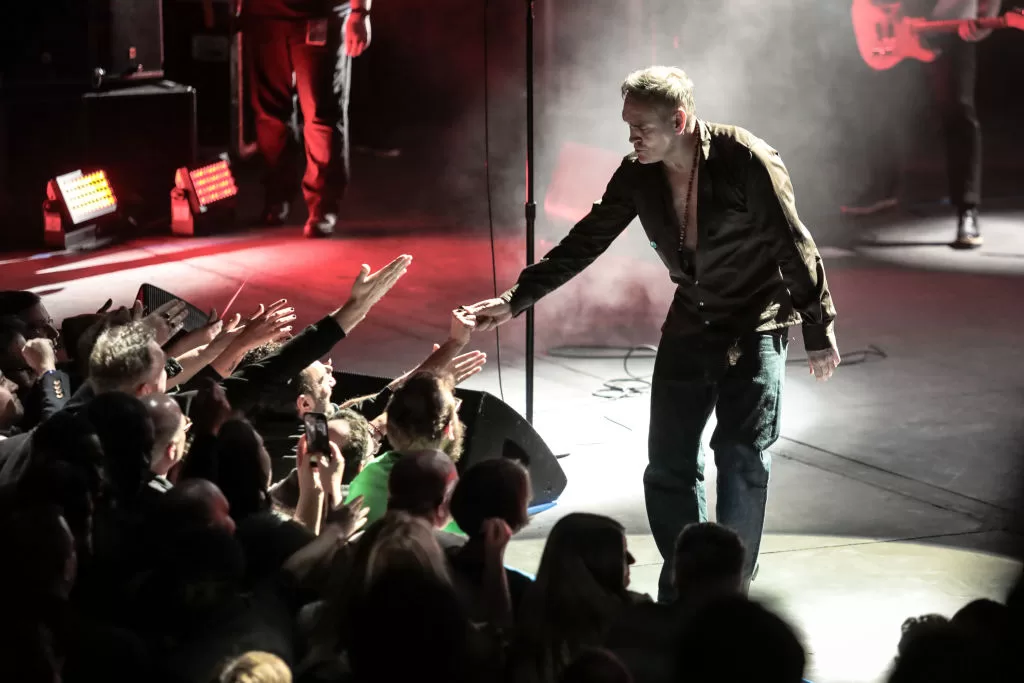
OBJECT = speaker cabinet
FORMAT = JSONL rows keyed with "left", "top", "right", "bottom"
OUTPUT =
{"left": 0, "top": 81, "right": 197, "bottom": 249}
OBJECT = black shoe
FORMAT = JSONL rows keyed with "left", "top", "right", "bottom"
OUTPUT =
{"left": 952, "top": 209, "right": 982, "bottom": 249}
{"left": 262, "top": 201, "right": 290, "bottom": 226}
{"left": 303, "top": 213, "right": 337, "bottom": 238}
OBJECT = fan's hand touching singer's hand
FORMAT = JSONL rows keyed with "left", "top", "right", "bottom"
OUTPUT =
{"left": 463, "top": 299, "right": 512, "bottom": 332}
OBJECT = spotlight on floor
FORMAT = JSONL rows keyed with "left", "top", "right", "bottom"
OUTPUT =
{"left": 170, "top": 156, "right": 238, "bottom": 236}
{"left": 42, "top": 169, "right": 120, "bottom": 250}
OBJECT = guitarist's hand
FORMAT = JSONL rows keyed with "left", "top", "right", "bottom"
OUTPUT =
{"left": 958, "top": 20, "right": 991, "bottom": 42}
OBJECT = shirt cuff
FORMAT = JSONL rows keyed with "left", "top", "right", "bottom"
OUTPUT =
{"left": 501, "top": 285, "right": 533, "bottom": 318}
{"left": 801, "top": 321, "right": 835, "bottom": 352}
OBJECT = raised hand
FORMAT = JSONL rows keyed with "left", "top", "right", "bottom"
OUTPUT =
{"left": 464, "top": 298, "right": 512, "bottom": 332}
{"left": 450, "top": 307, "right": 477, "bottom": 346}
{"left": 236, "top": 299, "right": 296, "bottom": 348}
{"left": 348, "top": 255, "right": 412, "bottom": 311}
{"left": 165, "top": 308, "right": 225, "bottom": 358}
{"left": 202, "top": 312, "right": 244, "bottom": 358}
{"left": 143, "top": 299, "right": 189, "bottom": 345}
{"left": 448, "top": 350, "right": 486, "bottom": 385}
{"left": 334, "top": 255, "right": 413, "bottom": 333}
{"left": 424, "top": 344, "right": 487, "bottom": 386}
{"left": 21, "top": 338, "right": 57, "bottom": 376}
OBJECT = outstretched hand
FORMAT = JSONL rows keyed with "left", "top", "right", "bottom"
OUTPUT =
{"left": 236, "top": 299, "right": 295, "bottom": 348}
{"left": 348, "top": 255, "right": 412, "bottom": 311}
{"left": 143, "top": 299, "right": 190, "bottom": 345}
{"left": 165, "top": 308, "right": 226, "bottom": 358}
{"left": 464, "top": 298, "right": 512, "bottom": 332}
{"left": 450, "top": 307, "right": 477, "bottom": 346}
{"left": 334, "top": 255, "right": 412, "bottom": 333}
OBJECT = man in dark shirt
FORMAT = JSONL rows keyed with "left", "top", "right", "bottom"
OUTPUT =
{"left": 240, "top": 0, "right": 373, "bottom": 237}
{"left": 465, "top": 66, "right": 840, "bottom": 602}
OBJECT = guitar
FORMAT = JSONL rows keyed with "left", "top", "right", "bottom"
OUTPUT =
{"left": 851, "top": 0, "right": 1024, "bottom": 70}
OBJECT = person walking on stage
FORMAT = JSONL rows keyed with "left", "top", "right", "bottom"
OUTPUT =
{"left": 241, "top": 0, "right": 373, "bottom": 238}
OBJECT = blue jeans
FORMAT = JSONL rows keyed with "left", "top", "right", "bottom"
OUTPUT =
{"left": 644, "top": 332, "right": 787, "bottom": 602}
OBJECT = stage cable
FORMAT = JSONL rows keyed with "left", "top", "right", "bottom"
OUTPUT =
{"left": 482, "top": 0, "right": 505, "bottom": 403}
{"left": 547, "top": 344, "right": 889, "bottom": 400}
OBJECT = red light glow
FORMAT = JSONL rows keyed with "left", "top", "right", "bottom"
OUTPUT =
{"left": 189, "top": 160, "right": 238, "bottom": 208}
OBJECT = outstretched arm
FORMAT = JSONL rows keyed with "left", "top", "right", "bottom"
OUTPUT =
{"left": 467, "top": 158, "right": 638, "bottom": 331}
{"left": 219, "top": 256, "right": 412, "bottom": 413}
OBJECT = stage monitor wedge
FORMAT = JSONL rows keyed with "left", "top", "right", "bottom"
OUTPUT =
{"left": 333, "top": 371, "right": 568, "bottom": 507}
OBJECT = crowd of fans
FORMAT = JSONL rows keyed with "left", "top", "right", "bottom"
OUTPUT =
{"left": 1, "top": 256, "right": 1023, "bottom": 682}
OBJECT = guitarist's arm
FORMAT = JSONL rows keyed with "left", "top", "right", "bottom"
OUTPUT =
{"left": 963, "top": 1, "right": 1003, "bottom": 41}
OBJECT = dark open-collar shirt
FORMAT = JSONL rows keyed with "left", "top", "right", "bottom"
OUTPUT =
{"left": 502, "top": 120, "right": 836, "bottom": 351}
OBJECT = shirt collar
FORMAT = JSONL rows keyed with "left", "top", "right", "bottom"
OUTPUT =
{"left": 697, "top": 119, "right": 715, "bottom": 161}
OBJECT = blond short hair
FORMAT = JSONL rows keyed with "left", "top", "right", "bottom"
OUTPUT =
{"left": 88, "top": 321, "right": 159, "bottom": 394}
{"left": 218, "top": 651, "right": 292, "bottom": 683}
{"left": 621, "top": 66, "right": 696, "bottom": 120}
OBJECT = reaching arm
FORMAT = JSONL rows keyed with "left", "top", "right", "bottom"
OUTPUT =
{"left": 218, "top": 256, "right": 411, "bottom": 414}
{"left": 501, "top": 158, "right": 638, "bottom": 316}
{"left": 747, "top": 143, "right": 837, "bottom": 352}
{"left": 165, "top": 347, "right": 218, "bottom": 390}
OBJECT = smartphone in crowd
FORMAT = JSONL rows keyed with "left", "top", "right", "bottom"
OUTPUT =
{"left": 303, "top": 412, "right": 332, "bottom": 467}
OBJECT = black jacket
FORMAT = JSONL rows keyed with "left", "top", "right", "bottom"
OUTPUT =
{"left": 502, "top": 121, "right": 836, "bottom": 350}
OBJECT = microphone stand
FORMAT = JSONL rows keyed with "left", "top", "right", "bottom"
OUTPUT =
{"left": 525, "top": 0, "right": 537, "bottom": 424}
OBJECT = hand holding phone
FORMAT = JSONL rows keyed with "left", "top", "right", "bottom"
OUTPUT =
{"left": 303, "top": 412, "right": 332, "bottom": 466}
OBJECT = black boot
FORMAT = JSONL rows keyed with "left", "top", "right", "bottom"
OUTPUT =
{"left": 952, "top": 208, "right": 982, "bottom": 250}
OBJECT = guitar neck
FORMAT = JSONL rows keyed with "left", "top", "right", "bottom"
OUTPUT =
{"left": 912, "top": 16, "right": 1007, "bottom": 33}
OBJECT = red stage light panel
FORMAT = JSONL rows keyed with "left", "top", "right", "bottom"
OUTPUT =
{"left": 171, "top": 156, "right": 238, "bottom": 236}
{"left": 188, "top": 159, "right": 238, "bottom": 210}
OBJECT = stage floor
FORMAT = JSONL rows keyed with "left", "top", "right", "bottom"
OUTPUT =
{"left": 4, "top": 205, "right": 1024, "bottom": 683}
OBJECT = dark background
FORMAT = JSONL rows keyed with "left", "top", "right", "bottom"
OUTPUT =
{"left": 3, "top": 1, "right": 1023, "bottom": 249}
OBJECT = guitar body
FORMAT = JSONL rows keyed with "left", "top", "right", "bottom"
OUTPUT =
{"left": 851, "top": 0, "right": 939, "bottom": 70}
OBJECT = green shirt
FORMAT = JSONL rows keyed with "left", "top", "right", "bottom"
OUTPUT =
{"left": 345, "top": 451, "right": 462, "bottom": 534}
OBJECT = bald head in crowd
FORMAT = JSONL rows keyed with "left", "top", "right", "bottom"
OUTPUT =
{"left": 387, "top": 449, "right": 458, "bottom": 529}
{"left": 142, "top": 393, "right": 189, "bottom": 477}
